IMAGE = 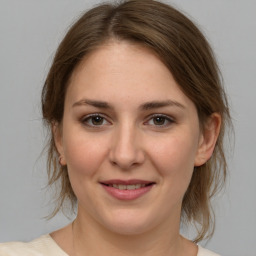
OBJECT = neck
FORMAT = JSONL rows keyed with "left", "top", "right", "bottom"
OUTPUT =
{"left": 72, "top": 208, "right": 190, "bottom": 256}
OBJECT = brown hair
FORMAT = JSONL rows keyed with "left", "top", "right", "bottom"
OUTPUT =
{"left": 42, "top": 0, "right": 231, "bottom": 242}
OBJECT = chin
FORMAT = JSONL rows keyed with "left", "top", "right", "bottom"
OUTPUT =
{"left": 100, "top": 210, "right": 157, "bottom": 236}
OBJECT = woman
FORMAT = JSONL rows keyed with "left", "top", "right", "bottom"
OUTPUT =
{"left": 0, "top": 0, "right": 231, "bottom": 255}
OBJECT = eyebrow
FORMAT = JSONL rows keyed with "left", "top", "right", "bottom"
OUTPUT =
{"left": 72, "top": 99, "right": 185, "bottom": 110}
{"left": 72, "top": 99, "right": 112, "bottom": 109}
{"left": 139, "top": 100, "right": 185, "bottom": 110}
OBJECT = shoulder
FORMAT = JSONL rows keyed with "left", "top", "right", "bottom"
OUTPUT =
{"left": 0, "top": 234, "right": 68, "bottom": 256}
{"left": 198, "top": 245, "right": 221, "bottom": 256}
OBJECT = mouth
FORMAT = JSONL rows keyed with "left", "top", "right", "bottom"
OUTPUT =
{"left": 100, "top": 180, "right": 156, "bottom": 200}
{"left": 101, "top": 183, "right": 154, "bottom": 190}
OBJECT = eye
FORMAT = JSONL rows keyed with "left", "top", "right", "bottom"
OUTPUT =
{"left": 146, "top": 114, "right": 174, "bottom": 127}
{"left": 81, "top": 114, "right": 110, "bottom": 127}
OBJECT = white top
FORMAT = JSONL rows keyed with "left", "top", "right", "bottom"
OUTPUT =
{"left": 0, "top": 234, "right": 221, "bottom": 256}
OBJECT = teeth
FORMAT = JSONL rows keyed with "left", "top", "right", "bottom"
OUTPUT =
{"left": 111, "top": 184, "right": 147, "bottom": 190}
{"left": 127, "top": 185, "right": 136, "bottom": 190}
{"left": 118, "top": 184, "right": 126, "bottom": 190}
{"left": 136, "top": 184, "right": 143, "bottom": 189}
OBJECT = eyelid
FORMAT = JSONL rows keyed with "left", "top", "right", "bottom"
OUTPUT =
{"left": 81, "top": 113, "right": 112, "bottom": 127}
{"left": 80, "top": 113, "right": 175, "bottom": 128}
{"left": 144, "top": 113, "right": 175, "bottom": 127}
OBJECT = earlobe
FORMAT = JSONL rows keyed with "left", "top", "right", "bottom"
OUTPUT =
{"left": 194, "top": 113, "right": 221, "bottom": 167}
{"left": 52, "top": 122, "right": 67, "bottom": 166}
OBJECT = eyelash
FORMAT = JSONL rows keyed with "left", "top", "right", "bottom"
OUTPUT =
{"left": 81, "top": 113, "right": 111, "bottom": 127}
{"left": 80, "top": 113, "right": 174, "bottom": 128}
{"left": 145, "top": 114, "right": 174, "bottom": 127}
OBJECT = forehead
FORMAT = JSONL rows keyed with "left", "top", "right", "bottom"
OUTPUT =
{"left": 66, "top": 41, "right": 195, "bottom": 110}
{"left": 71, "top": 40, "right": 172, "bottom": 84}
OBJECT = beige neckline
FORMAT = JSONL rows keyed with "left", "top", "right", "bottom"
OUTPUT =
{"left": 45, "top": 233, "right": 211, "bottom": 256}
{"left": 44, "top": 234, "right": 70, "bottom": 256}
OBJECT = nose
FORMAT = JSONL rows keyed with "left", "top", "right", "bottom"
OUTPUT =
{"left": 109, "top": 123, "right": 145, "bottom": 170}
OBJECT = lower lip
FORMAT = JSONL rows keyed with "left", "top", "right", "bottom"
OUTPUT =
{"left": 101, "top": 184, "right": 154, "bottom": 200}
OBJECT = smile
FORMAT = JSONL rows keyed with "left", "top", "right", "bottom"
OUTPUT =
{"left": 100, "top": 180, "right": 155, "bottom": 200}
{"left": 106, "top": 184, "right": 146, "bottom": 190}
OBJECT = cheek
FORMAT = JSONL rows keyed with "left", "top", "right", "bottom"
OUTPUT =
{"left": 63, "top": 131, "right": 109, "bottom": 177}
{"left": 148, "top": 133, "right": 198, "bottom": 184}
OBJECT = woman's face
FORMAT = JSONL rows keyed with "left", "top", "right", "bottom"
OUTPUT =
{"left": 55, "top": 41, "right": 210, "bottom": 235}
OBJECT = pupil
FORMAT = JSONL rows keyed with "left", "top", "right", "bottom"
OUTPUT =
{"left": 92, "top": 116, "right": 103, "bottom": 125}
{"left": 154, "top": 117, "right": 165, "bottom": 125}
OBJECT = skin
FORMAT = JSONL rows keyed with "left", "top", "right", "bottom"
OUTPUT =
{"left": 52, "top": 41, "right": 221, "bottom": 256}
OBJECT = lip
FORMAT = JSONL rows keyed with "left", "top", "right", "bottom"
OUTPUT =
{"left": 100, "top": 179, "right": 155, "bottom": 200}
{"left": 101, "top": 179, "right": 153, "bottom": 185}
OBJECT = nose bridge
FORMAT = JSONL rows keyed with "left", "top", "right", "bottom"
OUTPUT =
{"left": 110, "top": 120, "right": 144, "bottom": 169}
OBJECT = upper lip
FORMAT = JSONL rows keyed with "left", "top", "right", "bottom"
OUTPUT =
{"left": 100, "top": 179, "right": 155, "bottom": 185}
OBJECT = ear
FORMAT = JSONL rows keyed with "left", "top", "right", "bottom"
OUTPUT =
{"left": 52, "top": 122, "right": 67, "bottom": 166}
{"left": 194, "top": 113, "right": 221, "bottom": 167}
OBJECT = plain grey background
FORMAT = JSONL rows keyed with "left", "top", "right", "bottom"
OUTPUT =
{"left": 0, "top": 0, "right": 255, "bottom": 255}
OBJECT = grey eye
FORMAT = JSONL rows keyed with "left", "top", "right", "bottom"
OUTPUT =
{"left": 91, "top": 116, "right": 104, "bottom": 125}
{"left": 146, "top": 114, "right": 174, "bottom": 127}
{"left": 153, "top": 116, "right": 166, "bottom": 125}
{"left": 82, "top": 114, "right": 109, "bottom": 127}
